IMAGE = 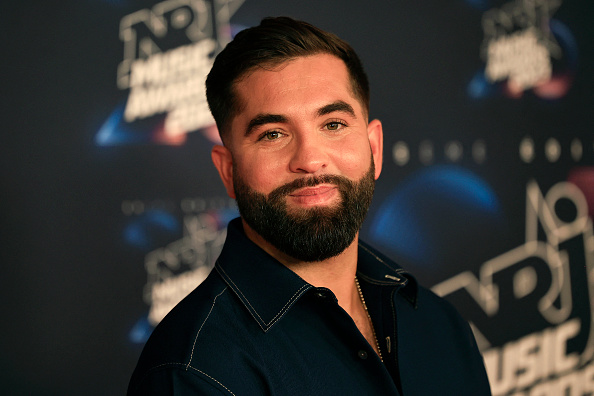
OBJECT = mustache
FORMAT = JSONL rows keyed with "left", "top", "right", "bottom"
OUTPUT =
{"left": 268, "top": 175, "right": 353, "bottom": 202}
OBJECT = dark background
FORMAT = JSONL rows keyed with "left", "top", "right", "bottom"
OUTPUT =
{"left": 2, "top": 0, "right": 593, "bottom": 394}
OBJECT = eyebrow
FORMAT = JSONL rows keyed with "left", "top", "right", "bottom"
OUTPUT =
{"left": 245, "top": 114, "right": 288, "bottom": 137}
{"left": 244, "top": 100, "right": 357, "bottom": 137}
{"left": 317, "top": 100, "right": 356, "bottom": 118}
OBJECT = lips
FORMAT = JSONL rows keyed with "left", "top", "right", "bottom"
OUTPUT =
{"left": 288, "top": 185, "right": 339, "bottom": 206}
{"left": 289, "top": 185, "right": 336, "bottom": 197}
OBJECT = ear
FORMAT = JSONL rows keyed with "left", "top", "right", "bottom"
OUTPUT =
{"left": 367, "top": 119, "right": 383, "bottom": 180}
{"left": 211, "top": 145, "right": 236, "bottom": 199}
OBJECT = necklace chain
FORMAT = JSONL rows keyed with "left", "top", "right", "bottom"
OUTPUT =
{"left": 354, "top": 276, "right": 383, "bottom": 362}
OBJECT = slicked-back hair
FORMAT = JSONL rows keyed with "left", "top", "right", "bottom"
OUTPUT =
{"left": 205, "top": 16, "right": 370, "bottom": 143}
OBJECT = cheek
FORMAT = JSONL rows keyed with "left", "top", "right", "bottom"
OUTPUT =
{"left": 236, "top": 154, "right": 285, "bottom": 194}
{"left": 333, "top": 139, "right": 372, "bottom": 177}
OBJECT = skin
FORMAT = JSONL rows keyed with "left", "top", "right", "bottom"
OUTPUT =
{"left": 211, "top": 53, "right": 384, "bottom": 355}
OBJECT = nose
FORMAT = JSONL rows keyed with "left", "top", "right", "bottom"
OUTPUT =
{"left": 288, "top": 133, "right": 328, "bottom": 174}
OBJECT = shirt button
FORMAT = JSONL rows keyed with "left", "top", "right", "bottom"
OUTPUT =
{"left": 357, "top": 350, "right": 368, "bottom": 360}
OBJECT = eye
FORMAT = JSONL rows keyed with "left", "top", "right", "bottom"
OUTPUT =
{"left": 325, "top": 120, "right": 346, "bottom": 131}
{"left": 259, "top": 130, "right": 283, "bottom": 141}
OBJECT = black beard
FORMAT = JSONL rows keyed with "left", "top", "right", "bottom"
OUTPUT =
{"left": 233, "top": 160, "right": 375, "bottom": 262}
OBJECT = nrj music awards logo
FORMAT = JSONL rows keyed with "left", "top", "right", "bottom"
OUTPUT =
{"left": 433, "top": 180, "right": 594, "bottom": 395}
{"left": 96, "top": 0, "right": 244, "bottom": 146}
{"left": 125, "top": 199, "right": 238, "bottom": 343}
{"left": 468, "top": 0, "right": 578, "bottom": 100}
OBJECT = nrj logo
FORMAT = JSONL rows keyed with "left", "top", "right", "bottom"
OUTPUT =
{"left": 96, "top": 0, "right": 244, "bottom": 146}
{"left": 433, "top": 180, "right": 594, "bottom": 395}
{"left": 469, "top": 0, "right": 577, "bottom": 100}
{"left": 143, "top": 211, "right": 229, "bottom": 325}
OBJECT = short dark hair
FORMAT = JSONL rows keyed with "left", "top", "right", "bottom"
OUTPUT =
{"left": 205, "top": 16, "right": 370, "bottom": 143}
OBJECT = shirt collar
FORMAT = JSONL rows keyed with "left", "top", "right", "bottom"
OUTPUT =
{"left": 215, "top": 218, "right": 418, "bottom": 332}
{"left": 356, "top": 240, "right": 418, "bottom": 307}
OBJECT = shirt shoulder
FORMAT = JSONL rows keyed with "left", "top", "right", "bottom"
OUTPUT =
{"left": 395, "top": 282, "right": 492, "bottom": 394}
{"left": 127, "top": 270, "right": 268, "bottom": 395}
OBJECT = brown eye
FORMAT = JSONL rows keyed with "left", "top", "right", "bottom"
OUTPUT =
{"left": 327, "top": 122, "right": 340, "bottom": 130}
{"left": 264, "top": 131, "right": 281, "bottom": 140}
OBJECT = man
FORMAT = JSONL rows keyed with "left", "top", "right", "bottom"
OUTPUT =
{"left": 128, "top": 16, "right": 491, "bottom": 395}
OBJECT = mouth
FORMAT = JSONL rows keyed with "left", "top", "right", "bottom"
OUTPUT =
{"left": 290, "top": 185, "right": 335, "bottom": 196}
{"left": 288, "top": 185, "right": 339, "bottom": 206}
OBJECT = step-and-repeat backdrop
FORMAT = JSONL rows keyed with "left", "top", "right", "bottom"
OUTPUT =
{"left": 2, "top": 0, "right": 593, "bottom": 394}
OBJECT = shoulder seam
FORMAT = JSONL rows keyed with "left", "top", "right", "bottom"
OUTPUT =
{"left": 187, "top": 286, "right": 228, "bottom": 369}
{"left": 187, "top": 365, "right": 237, "bottom": 395}
{"left": 133, "top": 362, "right": 236, "bottom": 395}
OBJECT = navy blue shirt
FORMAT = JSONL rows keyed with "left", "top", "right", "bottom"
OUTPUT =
{"left": 128, "top": 218, "right": 491, "bottom": 395}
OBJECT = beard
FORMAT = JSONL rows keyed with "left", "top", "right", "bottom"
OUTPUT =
{"left": 233, "top": 158, "right": 375, "bottom": 262}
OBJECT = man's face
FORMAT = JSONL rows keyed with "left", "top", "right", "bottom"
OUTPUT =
{"left": 212, "top": 53, "right": 383, "bottom": 261}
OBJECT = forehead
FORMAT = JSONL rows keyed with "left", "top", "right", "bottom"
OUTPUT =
{"left": 229, "top": 54, "right": 360, "bottom": 130}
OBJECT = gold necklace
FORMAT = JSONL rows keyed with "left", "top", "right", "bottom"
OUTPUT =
{"left": 355, "top": 276, "right": 383, "bottom": 362}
